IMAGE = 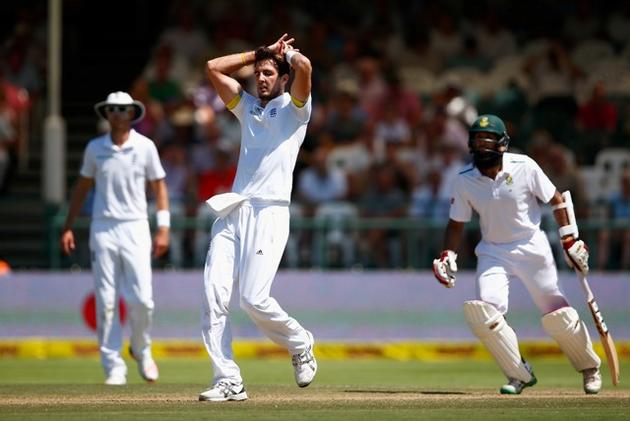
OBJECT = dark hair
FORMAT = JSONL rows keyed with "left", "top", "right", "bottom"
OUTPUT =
{"left": 254, "top": 46, "right": 290, "bottom": 76}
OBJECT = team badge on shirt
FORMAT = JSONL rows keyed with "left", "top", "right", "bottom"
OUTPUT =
{"left": 269, "top": 108, "right": 277, "bottom": 118}
{"left": 506, "top": 174, "right": 513, "bottom": 185}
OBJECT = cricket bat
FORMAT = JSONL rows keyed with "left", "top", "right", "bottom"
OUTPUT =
{"left": 562, "top": 190, "right": 620, "bottom": 385}
{"left": 577, "top": 272, "right": 620, "bottom": 386}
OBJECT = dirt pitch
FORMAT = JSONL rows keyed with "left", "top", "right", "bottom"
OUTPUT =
{"left": 2, "top": 384, "right": 630, "bottom": 421}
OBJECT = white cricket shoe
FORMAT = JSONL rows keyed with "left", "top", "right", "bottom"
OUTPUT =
{"left": 500, "top": 361, "right": 537, "bottom": 395}
{"left": 292, "top": 330, "right": 317, "bottom": 388}
{"left": 582, "top": 367, "right": 602, "bottom": 394}
{"left": 198, "top": 381, "right": 248, "bottom": 402}
{"left": 129, "top": 346, "right": 159, "bottom": 383}
{"left": 104, "top": 372, "right": 127, "bottom": 386}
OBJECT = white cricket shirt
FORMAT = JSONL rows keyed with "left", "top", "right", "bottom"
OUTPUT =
{"left": 449, "top": 152, "right": 556, "bottom": 243}
{"left": 228, "top": 91, "right": 311, "bottom": 203}
{"left": 80, "top": 129, "right": 166, "bottom": 221}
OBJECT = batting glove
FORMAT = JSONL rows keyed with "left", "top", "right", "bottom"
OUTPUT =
{"left": 562, "top": 238, "right": 589, "bottom": 274}
{"left": 433, "top": 250, "right": 458, "bottom": 288}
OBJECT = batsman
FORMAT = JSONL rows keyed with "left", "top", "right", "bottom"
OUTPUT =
{"left": 433, "top": 114, "right": 601, "bottom": 395}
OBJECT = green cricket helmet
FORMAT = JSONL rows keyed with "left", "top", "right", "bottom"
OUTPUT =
{"left": 468, "top": 114, "right": 510, "bottom": 168}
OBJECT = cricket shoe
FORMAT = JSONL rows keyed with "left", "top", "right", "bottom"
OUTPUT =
{"left": 500, "top": 361, "right": 537, "bottom": 395}
{"left": 199, "top": 381, "right": 248, "bottom": 402}
{"left": 104, "top": 372, "right": 127, "bottom": 386}
{"left": 129, "top": 346, "right": 159, "bottom": 383}
{"left": 582, "top": 367, "right": 602, "bottom": 394}
{"left": 292, "top": 330, "right": 317, "bottom": 388}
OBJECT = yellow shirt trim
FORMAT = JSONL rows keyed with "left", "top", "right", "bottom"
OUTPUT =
{"left": 226, "top": 93, "right": 242, "bottom": 110}
{"left": 291, "top": 95, "right": 305, "bottom": 108}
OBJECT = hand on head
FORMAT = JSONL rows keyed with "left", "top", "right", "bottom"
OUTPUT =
{"left": 268, "top": 33, "right": 295, "bottom": 58}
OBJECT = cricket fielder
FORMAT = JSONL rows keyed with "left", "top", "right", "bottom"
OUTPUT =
{"left": 61, "top": 91, "right": 170, "bottom": 385}
{"left": 433, "top": 114, "right": 601, "bottom": 395}
{"left": 198, "top": 34, "right": 316, "bottom": 402}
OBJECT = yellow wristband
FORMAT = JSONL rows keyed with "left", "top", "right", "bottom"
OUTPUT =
{"left": 240, "top": 52, "right": 248, "bottom": 64}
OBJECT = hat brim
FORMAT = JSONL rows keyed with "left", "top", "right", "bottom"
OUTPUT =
{"left": 94, "top": 101, "right": 146, "bottom": 123}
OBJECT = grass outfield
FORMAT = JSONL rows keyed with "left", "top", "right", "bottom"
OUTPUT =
{"left": 0, "top": 359, "right": 628, "bottom": 420}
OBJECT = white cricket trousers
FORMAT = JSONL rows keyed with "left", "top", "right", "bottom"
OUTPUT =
{"left": 475, "top": 229, "right": 569, "bottom": 315}
{"left": 201, "top": 201, "right": 310, "bottom": 385}
{"left": 89, "top": 219, "right": 154, "bottom": 377}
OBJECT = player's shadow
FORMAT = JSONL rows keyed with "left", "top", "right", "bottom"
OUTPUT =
{"left": 344, "top": 389, "right": 467, "bottom": 395}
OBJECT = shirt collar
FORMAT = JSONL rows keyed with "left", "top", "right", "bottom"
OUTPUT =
{"left": 104, "top": 129, "right": 136, "bottom": 151}
{"left": 256, "top": 92, "right": 287, "bottom": 109}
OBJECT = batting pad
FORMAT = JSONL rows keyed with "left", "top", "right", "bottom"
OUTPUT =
{"left": 463, "top": 300, "right": 533, "bottom": 382}
{"left": 541, "top": 307, "right": 601, "bottom": 372}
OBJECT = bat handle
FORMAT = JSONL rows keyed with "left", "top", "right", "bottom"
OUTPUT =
{"left": 576, "top": 270, "right": 594, "bottom": 302}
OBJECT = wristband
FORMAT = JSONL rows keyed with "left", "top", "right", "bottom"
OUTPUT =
{"left": 156, "top": 210, "right": 170, "bottom": 228}
{"left": 285, "top": 50, "right": 297, "bottom": 66}
{"left": 558, "top": 224, "right": 577, "bottom": 238}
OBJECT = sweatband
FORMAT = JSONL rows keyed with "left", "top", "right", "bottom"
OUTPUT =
{"left": 156, "top": 210, "right": 171, "bottom": 228}
{"left": 285, "top": 50, "right": 297, "bottom": 66}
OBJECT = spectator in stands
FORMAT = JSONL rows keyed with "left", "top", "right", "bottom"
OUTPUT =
{"left": 428, "top": 11, "right": 463, "bottom": 62}
{"left": 524, "top": 41, "right": 581, "bottom": 105}
{"left": 297, "top": 146, "right": 348, "bottom": 216}
{"left": 321, "top": 80, "right": 368, "bottom": 147}
{"left": 474, "top": 11, "right": 516, "bottom": 61}
{"left": 0, "top": 89, "right": 17, "bottom": 193}
{"left": 3, "top": 45, "right": 42, "bottom": 100}
{"left": 409, "top": 167, "right": 450, "bottom": 220}
{"left": 147, "top": 44, "right": 184, "bottom": 113}
{"left": 158, "top": 4, "right": 208, "bottom": 68}
{"left": 144, "top": 43, "right": 192, "bottom": 89}
{"left": 358, "top": 163, "right": 408, "bottom": 268}
{"left": 445, "top": 36, "right": 491, "bottom": 72}
{"left": 378, "top": 70, "right": 423, "bottom": 129}
{"left": 563, "top": 0, "right": 600, "bottom": 43}
{"left": 606, "top": 2, "right": 630, "bottom": 47}
{"left": 577, "top": 82, "right": 618, "bottom": 133}
{"left": 0, "top": 65, "right": 28, "bottom": 191}
{"left": 597, "top": 170, "right": 630, "bottom": 270}
{"left": 157, "top": 141, "right": 193, "bottom": 267}
{"left": 398, "top": 30, "right": 442, "bottom": 73}
{"left": 356, "top": 56, "right": 387, "bottom": 121}
{"left": 373, "top": 98, "right": 413, "bottom": 163}
{"left": 129, "top": 77, "right": 169, "bottom": 142}
{"left": 544, "top": 143, "right": 589, "bottom": 219}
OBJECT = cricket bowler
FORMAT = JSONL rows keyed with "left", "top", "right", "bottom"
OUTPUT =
{"left": 198, "top": 34, "right": 316, "bottom": 402}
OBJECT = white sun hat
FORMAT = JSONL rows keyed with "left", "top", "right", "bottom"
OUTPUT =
{"left": 94, "top": 91, "right": 146, "bottom": 123}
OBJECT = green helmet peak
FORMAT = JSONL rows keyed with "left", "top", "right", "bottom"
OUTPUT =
{"left": 469, "top": 115, "right": 507, "bottom": 137}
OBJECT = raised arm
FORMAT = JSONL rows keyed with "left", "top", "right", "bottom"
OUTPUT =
{"left": 285, "top": 45, "right": 312, "bottom": 103}
{"left": 205, "top": 52, "right": 249, "bottom": 105}
{"left": 206, "top": 34, "right": 296, "bottom": 106}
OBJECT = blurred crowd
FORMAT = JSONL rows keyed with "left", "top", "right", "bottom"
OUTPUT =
{"left": 3, "top": 1, "right": 630, "bottom": 270}
{"left": 117, "top": 0, "right": 629, "bottom": 269}
{"left": 0, "top": 4, "right": 45, "bottom": 194}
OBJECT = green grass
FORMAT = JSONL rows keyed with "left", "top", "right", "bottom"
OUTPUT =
{"left": 0, "top": 359, "right": 629, "bottom": 420}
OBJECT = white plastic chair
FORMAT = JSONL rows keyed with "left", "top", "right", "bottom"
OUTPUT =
{"left": 312, "top": 201, "right": 359, "bottom": 267}
{"left": 594, "top": 148, "right": 630, "bottom": 196}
